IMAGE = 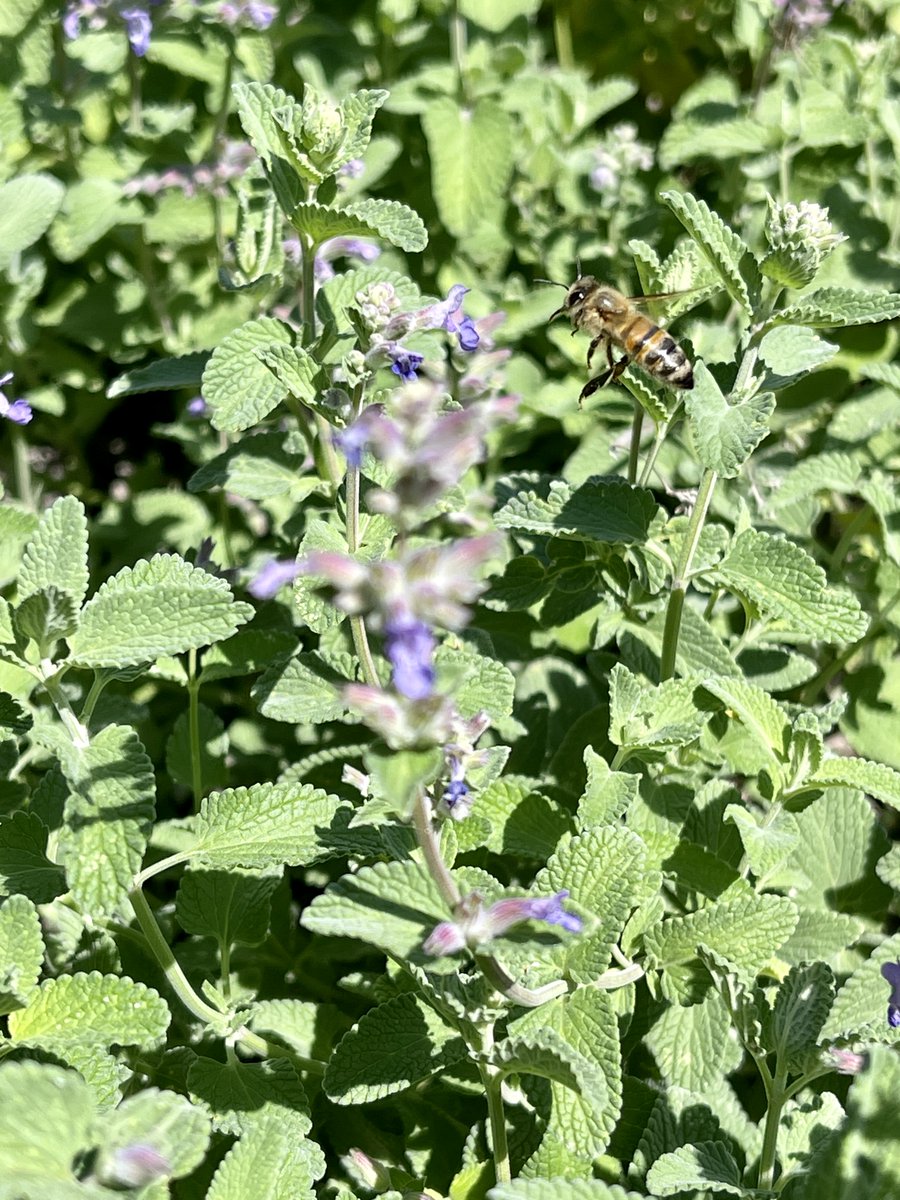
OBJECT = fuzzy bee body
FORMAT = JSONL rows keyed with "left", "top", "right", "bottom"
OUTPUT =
{"left": 549, "top": 275, "right": 694, "bottom": 402}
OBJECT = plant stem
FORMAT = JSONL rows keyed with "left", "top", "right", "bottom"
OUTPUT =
{"left": 478, "top": 1026, "right": 511, "bottom": 1186}
{"left": 207, "top": 36, "right": 235, "bottom": 155}
{"left": 659, "top": 468, "right": 718, "bottom": 681}
{"left": 187, "top": 648, "right": 203, "bottom": 813}
{"left": 412, "top": 789, "right": 461, "bottom": 908}
{"left": 627, "top": 401, "right": 642, "bottom": 484}
{"left": 345, "top": 388, "right": 380, "bottom": 689}
{"left": 450, "top": 0, "right": 468, "bottom": 102}
{"left": 757, "top": 1060, "right": 788, "bottom": 1191}
{"left": 129, "top": 886, "right": 225, "bottom": 1026}
{"left": 828, "top": 503, "right": 871, "bottom": 573}
{"left": 10, "top": 424, "right": 35, "bottom": 510}
{"left": 552, "top": 0, "right": 574, "bottom": 71}
{"left": 40, "top": 663, "right": 90, "bottom": 749}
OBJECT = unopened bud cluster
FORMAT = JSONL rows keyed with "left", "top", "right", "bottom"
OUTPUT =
{"left": 761, "top": 198, "right": 847, "bottom": 288}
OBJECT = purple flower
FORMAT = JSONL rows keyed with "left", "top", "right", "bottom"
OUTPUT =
{"left": 442, "top": 754, "right": 471, "bottom": 817}
{"left": 248, "top": 558, "right": 300, "bottom": 600}
{"left": 100, "top": 1144, "right": 170, "bottom": 1189}
{"left": 486, "top": 890, "right": 583, "bottom": 937}
{"left": 0, "top": 372, "right": 33, "bottom": 425}
{"left": 388, "top": 347, "right": 424, "bottom": 383}
{"left": 424, "top": 285, "right": 481, "bottom": 351}
{"left": 120, "top": 6, "right": 151, "bottom": 54}
{"left": 881, "top": 960, "right": 900, "bottom": 1027}
{"left": 186, "top": 395, "right": 208, "bottom": 417}
{"left": 384, "top": 617, "right": 436, "bottom": 700}
{"left": 422, "top": 889, "right": 583, "bottom": 957}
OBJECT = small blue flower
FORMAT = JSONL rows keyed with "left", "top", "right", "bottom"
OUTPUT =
{"left": 0, "top": 372, "right": 33, "bottom": 425}
{"left": 384, "top": 617, "right": 435, "bottom": 700}
{"left": 388, "top": 348, "right": 424, "bottom": 383}
{"left": 453, "top": 315, "right": 480, "bottom": 351}
{"left": 519, "top": 890, "right": 583, "bottom": 934}
{"left": 120, "top": 5, "right": 151, "bottom": 55}
{"left": 881, "top": 960, "right": 900, "bottom": 1027}
{"left": 334, "top": 422, "right": 368, "bottom": 468}
{"left": 438, "top": 285, "right": 481, "bottom": 351}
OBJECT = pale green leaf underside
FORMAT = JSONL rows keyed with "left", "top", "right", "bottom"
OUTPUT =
{"left": 288, "top": 197, "right": 427, "bottom": 252}
{"left": 685, "top": 364, "right": 774, "bottom": 478}
{"left": 646, "top": 1140, "right": 743, "bottom": 1196}
{"left": 661, "top": 189, "right": 760, "bottom": 312}
{"left": 773, "top": 288, "right": 900, "bottom": 328}
{"left": 0, "top": 173, "right": 65, "bottom": 270}
{"left": 809, "top": 756, "right": 900, "bottom": 811}
{"left": 68, "top": 553, "right": 253, "bottom": 668}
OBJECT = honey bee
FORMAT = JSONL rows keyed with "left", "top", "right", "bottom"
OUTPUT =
{"left": 545, "top": 275, "right": 694, "bottom": 402}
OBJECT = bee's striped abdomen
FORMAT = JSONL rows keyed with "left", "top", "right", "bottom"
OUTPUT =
{"left": 630, "top": 324, "right": 694, "bottom": 390}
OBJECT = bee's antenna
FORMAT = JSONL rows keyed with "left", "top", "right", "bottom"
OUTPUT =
{"left": 535, "top": 277, "right": 567, "bottom": 288}
{"left": 575, "top": 255, "right": 582, "bottom": 277}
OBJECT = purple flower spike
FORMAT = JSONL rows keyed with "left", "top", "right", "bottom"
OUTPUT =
{"left": 439, "top": 285, "right": 481, "bottom": 351}
{"left": 0, "top": 372, "right": 33, "bottom": 425}
{"left": 384, "top": 617, "right": 436, "bottom": 700}
{"left": 881, "top": 960, "right": 900, "bottom": 1027}
{"left": 248, "top": 558, "right": 300, "bottom": 600}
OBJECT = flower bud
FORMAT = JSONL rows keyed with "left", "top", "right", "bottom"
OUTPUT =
{"left": 761, "top": 197, "right": 847, "bottom": 288}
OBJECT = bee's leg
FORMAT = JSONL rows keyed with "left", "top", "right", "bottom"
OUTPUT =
{"left": 586, "top": 336, "right": 605, "bottom": 369}
{"left": 610, "top": 354, "right": 631, "bottom": 382}
{"left": 578, "top": 368, "right": 613, "bottom": 405}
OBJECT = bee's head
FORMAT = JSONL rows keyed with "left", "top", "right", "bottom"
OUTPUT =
{"left": 549, "top": 275, "right": 598, "bottom": 322}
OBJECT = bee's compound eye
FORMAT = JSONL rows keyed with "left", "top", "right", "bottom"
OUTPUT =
{"left": 568, "top": 289, "right": 585, "bottom": 306}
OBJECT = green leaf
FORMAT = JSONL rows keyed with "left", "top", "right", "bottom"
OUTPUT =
{"left": 646, "top": 1141, "right": 744, "bottom": 1196}
{"left": 324, "top": 992, "right": 467, "bottom": 1104}
{"left": 436, "top": 641, "right": 516, "bottom": 722}
{"left": 13, "top": 587, "right": 79, "bottom": 655}
{"left": 821, "top": 929, "right": 900, "bottom": 1042}
{"left": 511, "top": 988, "right": 622, "bottom": 1165}
{"left": 454, "top": 776, "right": 573, "bottom": 860}
{"left": 300, "top": 860, "right": 448, "bottom": 965}
{"left": 494, "top": 1027, "right": 608, "bottom": 1118}
{"left": 490, "top": 1182, "right": 644, "bottom": 1200}
{"left": 771, "top": 961, "right": 834, "bottom": 1072}
{"left": 536, "top": 827, "right": 647, "bottom": 984}
{"left": 786, "top": 788, "right": 890, "bottom": 919}
{"left": 701, "top": 676, "right": 790, "bottom": 773}
{"left": 288, "top": 198, "right": 427, "bottom": 252}
{"left": 0, "top": 812, "right": 66, "bottom": 904}
{"left": 176, "top": 866, "right": 280, "bottom": 946}
{"left": 773, "top": 288, "right": 900, "bottom": 328}
{"left": 188, "top": 1057, "right": 311, "bottom": 1138}
{"left": 254, "top": 344, "right": 321, "bottom": 406}
{"left": 645, "top": 991, "right": 739, "bottom": 1092}
{"left": 422, "top": 97, "right": 513, "bottom": 240}
{"left": 0, "top": 174, "right": 65, "bottom": 270}
{"left": 107, "top": 352, "right": 209, "bottom": 398}
{"left": 716, "top": 528, "right": 867, "bottom": 643}
{"left": 205, "top": 1113, "right": 325, "bottom": 1200}
{"left": 758, "top": 324, "right": 838, "bottom": 390}
{"left": 188, "top": 431, "right": 313, "bottom": 501}
{"left": 253, "top": 652, "right": 351, "bottom": 724}
{"left": 18, "top": 496, "right": 89, "bottom": 611}
{"left": 94, "top": 1088, "right": 211, "bottom": 1183}
{"left": 644, "top": 895, "right": 798, "bottom": 995}
{"left": 685, "top": 363, "right": 774, "bottom": 478}
{"left": 0, "top": 1061, "right": 94, "bottom": 1184}
{"left": 8, "top": 971, "right": 170, "bottom": 1047}
{"left": 459, "top": 0, "right": 540, "bottom": 30}
{"left": 495, "top": 477, "right": 657, "bottom": 544}
{"left": 201, "top": 317, "right": 293, "bottom": 432}
{"left": 57, "top": 724, "right": 156, "bottom": 917}
{"left": 808, "top": 756, "right": 900, "bottom": 811}
{"left": 48, "top": 179, "right": 133, "bottom": 262}
{"left": 68, "top": 554, "right": 254, "bottom": 668}
{"left": 661, "top": 189, "right": 761, "bottom": 312}
{"left": 0, "top": 894, "right": 43, "bottom": 1014}
{"left": 193, "top": 782, "right": 344, "bottom": 869}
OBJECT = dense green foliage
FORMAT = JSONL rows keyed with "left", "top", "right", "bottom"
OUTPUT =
{"left": 2, "top": 1, "right": 900, "bottom": 1198}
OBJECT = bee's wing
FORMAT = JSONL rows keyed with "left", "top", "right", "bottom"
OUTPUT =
{"left": 624, "top": 288, "right": 697, "bottom": 306}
